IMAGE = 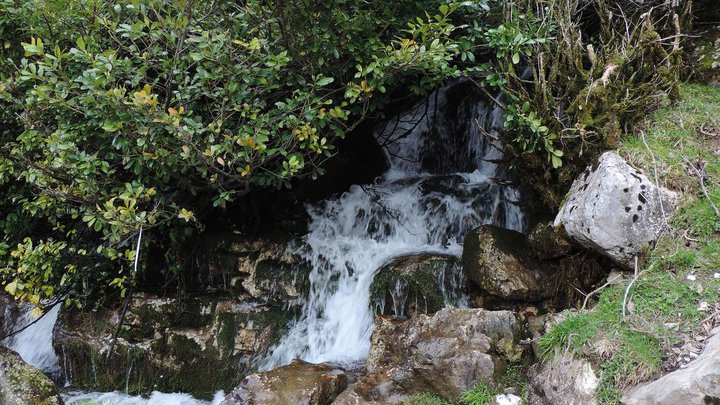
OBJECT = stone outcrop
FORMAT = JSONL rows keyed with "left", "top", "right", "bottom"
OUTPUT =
{"left": 203, "top": 234, "right": 310, "bottom": 306}
{"left": 554, "top": 152, "right": 677, "bottom": 267}
{"left": 462, "top": 225, "right": 554, "bottom": 301}
{"left": 220, "top": 360, "right": 347, "bottom": 405}
{"left": 0, "top": 347, "right": 63, "bottom": 405}
{"left": 526, "top": 354, "right": 599, "bottom": 405}
{"left": 54, "top": 294, "right": 292, "bottom": 398}
{"left": 346, "top": 308, "right": 524, "bottom": 403}
{"left": 369, "top": 254, "right": 463, "bottom": 317}
{"left": 622, "top": 332, "right": 720, "bottom": 405}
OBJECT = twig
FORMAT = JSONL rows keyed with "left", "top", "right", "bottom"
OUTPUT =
{"left": 640, "top": 131, "right": 669, "bottom": 228}
{"left": 682, "top": 155, "right": 720, "bottom": 217}
{"left": 582, "top": 273, "right": 625, "bottom": 310}
{"left": 622, "top": 257, "right": 645, "bottom": 321}
{"left": 106, "top": 227, "right": 143, "bottom": 363}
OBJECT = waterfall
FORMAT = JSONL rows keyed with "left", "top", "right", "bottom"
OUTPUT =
{"left": 262, "top": 82, "right": 526, "bottom": 369}
{"left": 2, "top": 302, "right": 61, "bottom": 377}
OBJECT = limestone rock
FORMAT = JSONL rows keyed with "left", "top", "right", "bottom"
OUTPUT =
{"left": 621, "top": 333, "right": 720, "bottom": 405}
{"left": 554, "top": 152, "right": 677, "bottom": 267}
{"left": 526, "top": 354, "right": 599, "bottom": 405}
{"left": 54, "top": 295, "right": 292, "bottom": 398}
{"left": 370, "top": 254, "right": 463, "bottom": 317}
{"left": 220, "top": 359, "right": 347, "bottom": 405}
{"left": 350, "top": 308, "right": 523, "bottom": 403}
{"left": 0, "top": 347, "right": 63, "bottom": 405}
{"left": 204, "top": 234, "right": 310, "bottom": 305}
{"left": 463, "top": 225, "right": 551, "bottom": 301}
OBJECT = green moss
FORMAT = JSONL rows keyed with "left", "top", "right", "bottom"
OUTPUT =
{"left": 370, "top": 255, "right": 461, "bottom": 316}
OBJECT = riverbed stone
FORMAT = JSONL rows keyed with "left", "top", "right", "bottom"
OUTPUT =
{"left": 0, "top": 347, "right": 63, "bottom": 405}
{"left": 53, "top": 294, "right": 292, "bottom": 399}
{"left": 554, "top": 152, "right": 678, "bottom": 267}
{"left": 463, "top": 225, "right": 552, "bottom": 301}
{"left": 621, "top": 332, "right": 720, "bottom": 405}
{"left": 348, "top": 308, "right": 523, "bottom": 403}
{"left": 526, "top": 354, "right": 599, "bottom": 405}
{"left": 220, "top": 359, "right": 348, "bottom": 405}
{"left": 369, "top": 254, "right": 463, "bottom": 317}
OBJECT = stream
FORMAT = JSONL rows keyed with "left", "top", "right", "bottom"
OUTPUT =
{"left": 0, "top": 81, "right": 525, "bottom": 403}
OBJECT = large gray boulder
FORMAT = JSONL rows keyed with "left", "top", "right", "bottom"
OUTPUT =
{"left": 554, "top": 152, "right": 677, "bottom": 267}
{"left": 347, "top": 308, "right": 523, "bottom": 403}
{"left": 221, "top": 359, "right": 347, "bottom": 405}
{"left": 526, "top": 354, "right": 599, "bottom": 405}
{"left": 622, "top": 333, "right": 720, "bottom": 404}
{"left": 0, "top": 347, "right": 63, "bottom": 405}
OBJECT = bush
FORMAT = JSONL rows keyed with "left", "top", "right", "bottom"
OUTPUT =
{"left": 0, "top": 0, "right": 461, "bottom": 306}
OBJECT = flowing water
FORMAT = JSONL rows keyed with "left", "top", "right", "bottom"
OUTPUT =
{"left": 2, "top": 301, "right": 61, "bottom": 377}
{"left": 0, "top": 81, "right": 526, "bottom": 401}
{"left": 263, "top": 82, "right": 526, "bottom": 369}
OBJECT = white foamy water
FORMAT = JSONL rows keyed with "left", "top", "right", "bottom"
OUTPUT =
{"left": 263, "top": 82, "right": 526, "bottom": 369}
{"left": 63, "top": 390, "right": 225, "bottom": 405}
{"left": 2, "top": 302, "right": 61, "bottom": 375}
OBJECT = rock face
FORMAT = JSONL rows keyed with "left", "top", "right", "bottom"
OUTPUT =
{"left": 0, "top": 347, "right": 63, "bottom": 405}
{"left": 526, "top": 354, "right": 599, "bottom": 405}
{"left": 622, "top": 333, "right": 720, "bottom": 405}
{"left": 220, "top": 360, "right": 347, "bottom": 405}
{"left": 54, "top": 295, "right": 292, "bottom": 398}
{"left": 554, "top": 152, "right": 677, "bottom": 267}
{"left": 463, "top": 226, "right": 552, "bottom": 301}
{"left": 369, "top": 254, "right": 463, "bottom": 317}
{"left": 203, "top": 234, "right": 310, "bottom": 305}
{"left": 347, "top": 308, "right": 523, "bottom": 403}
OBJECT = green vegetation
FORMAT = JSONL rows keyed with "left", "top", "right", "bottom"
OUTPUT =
{"left": 540, "top": 83, "right": 720, "bottom": 404}
{"left": 0, "top": 0, "right": 689, "bottom": 309}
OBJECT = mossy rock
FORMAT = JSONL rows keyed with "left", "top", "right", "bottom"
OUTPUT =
{"left": 0, "top": 347, "right": 63, "bottom": 405}
{"left": 54, "top": 296, "right": 293, "bottom": 400}
{"left": 370, "top": 254, "right": 463, "bottom": 317}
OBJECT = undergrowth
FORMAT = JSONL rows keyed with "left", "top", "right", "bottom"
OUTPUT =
{"left": 539, "top": 83, "right": 720, "bottom": 404}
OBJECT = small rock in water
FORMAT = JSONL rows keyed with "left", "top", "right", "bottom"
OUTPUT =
{"left": 220, "top": 359, "right": 347, "bottom": 405}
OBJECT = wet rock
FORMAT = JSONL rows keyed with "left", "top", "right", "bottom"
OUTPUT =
{"left": 349, "top": 308, "right": 523, "bottom": 403}
{"left": 53, "top": 295, "right": 292, "bottom": 399}
{"left": 0, "top": 347, "right": 63, "bottom": 405}
{"left": 203, "top": 234, "right": 310, "bottom": 305}
{"left": 463, "top": 225, "right": 552, "bottom": 301}
{"left": 526, "top": 354, "right": 599, "bottom": 405}
{"left": 527, "top": 222, "right": 572, "bottom": 261}
{"left": 621, "top": 332, "right": 720, "bottom": 405}
{"left": 220, "top": 359, "right": 347, "bottom": 405}
{"left": 554, "top": 152, "right": 678, "bottom": 267}
{"left": 369, "top": 254, "right": 463, "bottom": 317}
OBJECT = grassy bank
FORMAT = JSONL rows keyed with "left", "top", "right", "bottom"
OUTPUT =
{"left": 540, "top": 83, "right": 720, "bottom": 404}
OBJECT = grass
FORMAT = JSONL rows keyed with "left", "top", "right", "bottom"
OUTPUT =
{"left": 539, "top": 83, "right": 720, "bottom": 404}
{"left": 405, "top": 363, "right": 527, "bottom": 405}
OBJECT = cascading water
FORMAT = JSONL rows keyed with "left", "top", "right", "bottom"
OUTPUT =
{"left": 263, "top": 82, "right": 526, "bottom": 369}
{"left": 2, "top": 302, "right": 61, "bottom": 377}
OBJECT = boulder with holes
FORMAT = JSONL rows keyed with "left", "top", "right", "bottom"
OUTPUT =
{"left": 554, "top": 152, "right": 678, "bottom": 268}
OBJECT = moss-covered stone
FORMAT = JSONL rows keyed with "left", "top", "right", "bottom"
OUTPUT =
{"left": 370, "top": 254, "right": 463, "bottom": 317}
{"left": 54, "top": 295, "right": 293, "bottom": 399}
{"left": 0, "top": 347, "right": 63, "bottom": 405}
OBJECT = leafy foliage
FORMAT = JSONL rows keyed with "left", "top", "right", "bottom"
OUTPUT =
{"left": 0, "top": 0, "right": 462, "bottom": 306}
